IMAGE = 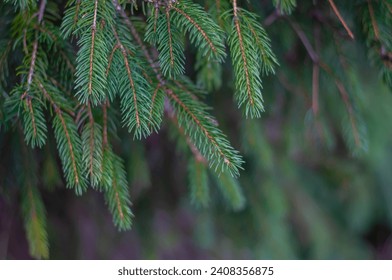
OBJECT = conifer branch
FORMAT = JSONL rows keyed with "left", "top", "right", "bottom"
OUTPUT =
{"left": 153, "top": 4, "right": 159, "bottom": 33}
{"left": 228, "top": 4, "right": 273, "bottom": 117}
{"left": 26, "top": 40, "right": 38, "bottom": 92}
{"left": 241, "top": 12, "right": 278, "bottom": 75}
{"left": 60, "top": 0, "right": 81, "bottom": 38}
{"left": 166, "top": 8, "right": 175, "bottom": 69}
{"left": 106, "top": 44, "right": 119, "bottom": 77}
{"left": 26, "top": 98, "right": 37, "bottom": 137}
{"left": 102, "top": 100, "right": 108, "bottom": 147}
{"left": 113, "top": 176, "right": 124, "bottom": 221}
{"left": 113, "top": 0, "right": 155, "bottom": 68}
{"left": 87, "top": 103, "right": 95, "bottom": 178}
{"left": 148, "top": 84, "right": 162, "bottom": 128}
{"left": 102, "top": 147, "right": 133, "bottom": 230}
{"left": 83, "top": 102, "right": 104, "bottom": 187}
{"left": 113, "top": 3, "right": 242, "bottom": 174}
{"left": 18, "top": 90, "right": 47, "bottom": 148}
{"left": 108, "top": 24, "right": 157, "bottom": 138}
{"left": 74, "top": 0, "right": 81, "bottom": 28}
{"left": 233, "top": 2, "right": 254, "bottom": 108}
{"left": 26, "top": 0, "right": 46, "bottom": 81}
{"left": 73, "top": 0, "right": 114, "bottom": 105}
{"left": 166, "top": 102, "right": 207, "bottom": 164}
{"left": 112, "top": 28, "right": 141, "bottom": 129}
{"left": 88, "top": 0, "right": 99, "bottom": 97}
{"left": 172, "top": 5, "right": 217, "bottom": 53}
{"left": 174, "top": 80, "right": 202, "bottom": 101}
{"left": 166, "top": 88, "right": 242, "bottom": 175}
{"left": 54, "top": 110, "right": 83, "bottom": 191}
{"left": 39, "top": 83, "right": 86, "bottom": 193}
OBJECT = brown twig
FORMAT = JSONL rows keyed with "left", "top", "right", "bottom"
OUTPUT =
{"left": 287, "top": 18, "right": 318, "bottom": 62}
{"left": 319, "top": 62, "right": 361, "bottom": 148}
{"left": 312, "top": 25, "right": 321, "bottom": 116}
{"left": 327, "top": 0, "right": 354, "bottom": 39}
{"left": 367, "top": 0, "right": 380, "bottom": 40}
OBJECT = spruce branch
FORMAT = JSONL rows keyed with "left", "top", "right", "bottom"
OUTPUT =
{"left": 102, "top": 146, "right": 133, "bottom": 230}
{"left": 4, "top": 0, "right": 37, "bottom": 10}
{"left": 24, "top": 0, "right": 46, "bottom": 89}
{"left": 20, "top": 94, "right": 47, "bottom": 148}
{"left": 74, "top": 28, "right": 107, "bottom": 105}
{"left": 113, "top": 2, "right": 242, "bottom": 175}
{"left": 97, "top": 100, "right": 133, "bottom": 229}
{"left": 148, "top": 83, "right": 165, "bottom": 131}
{"left": 166, "top": 101, "right": 207, "bottom": 164}
{"left": 39, "top": 82, "right": 86, "bottom": 193}
{"left": 60, "top": 0, "right": 81, "bottom": 39}
{"left": 228, "top": 2, "right": 276, "bottom": 118}
{"left": 171, "top": 0, "right": 226, "bottom": 62}
{"left": 113, "top": 28, "right": 141, "bottom": 130}
{"left": 240, "top": 9, "right": 278, "bottom": 76}
{"left": 166, "top": 87, "right": 243, "bottom": 176}
{"left": 88, "top": 0, "right": 99, "bottom": 97}
{"left": 16, "top": 0, "right": 48, "bottom": 148}
{"left": 102, "top": 100, "right": 109, "bottom": 147}
{"left": 73, "top": 0, "right": 115, "bottom": 105}
{"left": 110, "top": 24, "right": 159, "bottom": 138}
{"left": 81, "top": 103, "right": 103, "bottom": 188}
{"left": 52, "top": 110, "right": 86, "bottom": 194}
{"left": 146, "top": 9, "right": 186, "bottom": 78}
{"left": 273, "top": 0, "right": 297, "bottom": 15}
{"left": 360, "top": 0, "right": 392, "bottom": 90}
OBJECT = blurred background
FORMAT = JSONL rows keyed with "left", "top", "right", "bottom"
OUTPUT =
{"left": 1, "top": 0, "right": 392, "bottom": 259}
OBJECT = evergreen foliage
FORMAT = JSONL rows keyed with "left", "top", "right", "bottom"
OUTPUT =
{"left": 0, "top": 0, "right": 391, "bottom": 259}
{"left": 227, "top": 6, "right": 278, "bottom": 117}
{"left": 273, "top": 0, "right": 296, "bottom": 15}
